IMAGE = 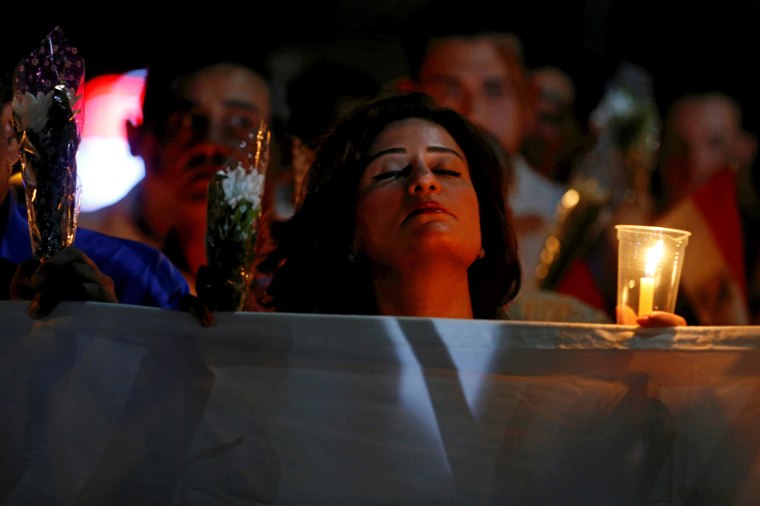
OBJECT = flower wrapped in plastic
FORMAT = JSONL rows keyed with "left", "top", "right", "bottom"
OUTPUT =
{"left": 12, "top": 27, "right": 84, "bottom": 261}
{"left": 200, "top": 119, "right": 271, "bottom": 311}
{"left": 536, "top": 63, "right": 661, "bottom": 290}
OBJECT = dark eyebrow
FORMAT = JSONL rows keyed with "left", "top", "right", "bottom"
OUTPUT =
{"left": 366, "top": 145, "right": 464, "bottom": 164}
{"left": 366, "top": 147, "right": 406, "bottom": 164}
{"left": 428, "top": 146, "right": 464, "bottom": 160}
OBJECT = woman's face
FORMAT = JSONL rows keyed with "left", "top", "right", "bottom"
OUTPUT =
{"left": 355, "top": 118, "right": 482, "bottom": 272}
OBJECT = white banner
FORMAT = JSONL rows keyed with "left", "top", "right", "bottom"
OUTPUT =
{"left": 2, "top": 301, "right": 760, "bottom": 504}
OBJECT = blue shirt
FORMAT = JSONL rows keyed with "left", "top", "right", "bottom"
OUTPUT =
{"left": 0, "top": 195, "right": 190, "bottom": 309}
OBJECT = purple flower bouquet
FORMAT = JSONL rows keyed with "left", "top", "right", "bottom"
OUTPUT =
{"left": 12, "top": 27, "right": 84, "bottom": 261}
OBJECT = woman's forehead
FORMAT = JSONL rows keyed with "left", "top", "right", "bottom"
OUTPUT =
{"left": 371, "top": 118, "right": 455, "bottom": 148}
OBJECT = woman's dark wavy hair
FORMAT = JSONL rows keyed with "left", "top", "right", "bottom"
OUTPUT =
{"left": 259, "top": 92, "right": 521, "bottom": 319}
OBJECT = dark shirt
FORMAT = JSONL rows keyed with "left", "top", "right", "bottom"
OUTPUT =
{"left": 0, "top": 194, "right": 189, "bottom": 309}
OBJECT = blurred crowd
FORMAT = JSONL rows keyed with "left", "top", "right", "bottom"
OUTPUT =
{"left": 2, "top": 0, "right": 758, "bottom": 326}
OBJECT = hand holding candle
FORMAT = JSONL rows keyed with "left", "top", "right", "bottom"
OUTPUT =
{"left": 616, "top": 225, "right": 691, "bottom": 324}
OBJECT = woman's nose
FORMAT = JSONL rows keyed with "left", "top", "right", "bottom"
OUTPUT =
{"left": 407, "top": 166, "right": 440, "bottom": 194}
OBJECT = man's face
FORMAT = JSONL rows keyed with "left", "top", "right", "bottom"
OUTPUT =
{"left": 414, "top": 37, "right": 527, "bottom": 156}
{"left": 137, "top": 63, "right": 271, "bottom": 219}
{"left": 522, "top": 67, "right": 580, "bottom": 178}
{"left": 662, "top": 96, "right": 744, "bottom": 204}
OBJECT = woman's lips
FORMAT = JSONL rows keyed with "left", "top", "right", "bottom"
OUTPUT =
{"left": 404, "top": 201, "right": 453, "bottom": 223}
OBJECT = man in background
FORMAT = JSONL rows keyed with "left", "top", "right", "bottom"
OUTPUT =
{"left": 79, "top": 53, "right": 273, "bottom": 295}
{"left": 398, "top": 3, "right": 566, "bottom": 290}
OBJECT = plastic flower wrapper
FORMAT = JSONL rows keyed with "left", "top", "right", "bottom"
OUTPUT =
{"left": 199, "top": 120, "right": 271, "bottom": 311}
{"left": 575, "top": 61, "right": 661, "bottom": 209}
{"left": 12, "top": 27, "right": 84, "bottom": 261}
{"left": 537, "top": 63, "right": 661, "bottom": 290}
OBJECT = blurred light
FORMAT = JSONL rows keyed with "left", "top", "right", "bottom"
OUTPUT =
{"left": 77, "top": 69, "right": 146, "bottom": 211}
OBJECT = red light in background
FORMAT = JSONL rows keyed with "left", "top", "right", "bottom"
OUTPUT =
{"left": 77, "top": 69, "right": 146, "bottom": 211}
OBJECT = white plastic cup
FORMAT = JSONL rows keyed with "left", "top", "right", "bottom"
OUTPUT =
{"left": 615, "top": 225, "right": 691, "bottom": 323}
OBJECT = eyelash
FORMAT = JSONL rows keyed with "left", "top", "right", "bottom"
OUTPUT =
{"left": 372, "top": 165, "right": 462, "bottom": 181}
{"left": 373, "top": 165, "right": 410, "bottom": 181}
{"left": 435, "top": 169, "right": 461, "bottom": 177}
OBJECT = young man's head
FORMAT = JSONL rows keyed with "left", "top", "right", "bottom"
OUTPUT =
{"left": 128, "top": 56, "right": 272, "bottom": 223}
{"left": 399, "top": 5, "right": 534, "bottom": 156}
{"left": 657, "top": 91, "right": 757, "bottom": 210}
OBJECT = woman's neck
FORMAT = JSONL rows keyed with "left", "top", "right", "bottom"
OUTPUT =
{"left": 372, "top": 266, "right": 473, "bottom": 319}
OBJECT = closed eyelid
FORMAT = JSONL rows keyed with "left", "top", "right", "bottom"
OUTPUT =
{"left": 372, "top": 164, "right": 412, "bottom": 181}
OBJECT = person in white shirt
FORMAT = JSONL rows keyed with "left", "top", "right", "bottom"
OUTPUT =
{"left": 398, "top": 6, "right": 566, "bottom": 290}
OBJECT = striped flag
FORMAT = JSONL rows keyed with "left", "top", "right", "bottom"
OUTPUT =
{"left": 654, "top": 168, "right": 749, "bottom": 325}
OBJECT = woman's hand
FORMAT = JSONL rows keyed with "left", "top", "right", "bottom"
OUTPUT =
{"left": 636, "top": 311, "right": 687, "bottom": 327}
{"left": 616, "top": 305, "right": 687, "bottom": 327}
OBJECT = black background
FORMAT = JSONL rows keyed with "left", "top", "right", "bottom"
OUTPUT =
{"left": 4, "top": 0, "right": 760, "bottom": 137}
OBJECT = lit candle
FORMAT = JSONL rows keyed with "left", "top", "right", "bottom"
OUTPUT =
{"left": 638, "top": 239, "right": 664, "bottom": 316}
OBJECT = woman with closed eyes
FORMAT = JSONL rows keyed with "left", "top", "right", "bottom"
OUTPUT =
{"left": 258, "top": 91, "right": 516, "bottom": 318}
{"left": 257, "top": 92, "right": 684, "bottom": 326}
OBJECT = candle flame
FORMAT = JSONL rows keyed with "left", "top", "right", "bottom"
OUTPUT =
{"left": 645, "top": 239, "right": 664, "bottom": 277}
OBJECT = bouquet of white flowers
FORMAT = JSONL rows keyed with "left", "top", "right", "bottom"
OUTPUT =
{"left": 12, "top": 27, "right": 84, "bottom": 261}
{"left": 200, "top": 120, "right": 270, "bottom": 311}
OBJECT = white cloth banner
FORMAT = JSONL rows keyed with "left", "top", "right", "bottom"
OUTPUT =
{"left": 2, "top": 301, "right": 760, "bottom": 505}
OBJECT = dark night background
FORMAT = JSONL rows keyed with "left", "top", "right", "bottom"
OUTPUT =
{"left": 4, "top": 0, "right": 760, "bottom": 137}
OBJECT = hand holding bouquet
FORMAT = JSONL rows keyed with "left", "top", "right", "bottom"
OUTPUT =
{"left": 199, "top": 120, "right": 271, "bottom": 311}
{"left": 12, "top": 26, "right": 84, "bottom": 261}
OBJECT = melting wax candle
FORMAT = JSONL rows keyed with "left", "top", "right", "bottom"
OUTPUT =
{"left": 638, "top": 239, "right": 664, "bottom": 316}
